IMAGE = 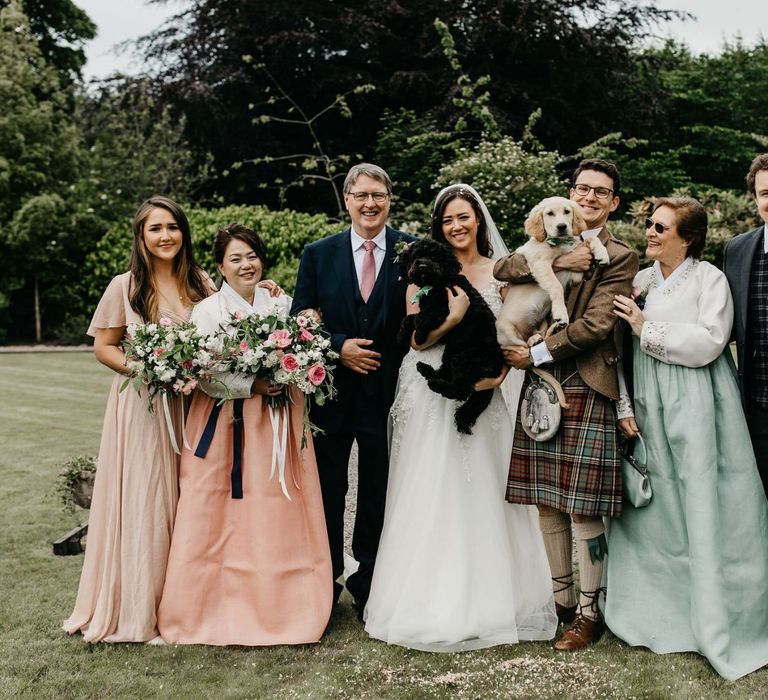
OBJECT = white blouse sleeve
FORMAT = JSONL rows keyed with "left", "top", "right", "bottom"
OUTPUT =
{"left": 615, "top": 358, "right": 634, "bottom": 419}
{"left": 639, "top": 266, "right": 734, "bottom": 368}
{"left": 191, "top": 297, "right": 254, "bottom": 400}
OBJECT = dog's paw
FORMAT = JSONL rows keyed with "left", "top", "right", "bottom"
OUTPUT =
{"left": 551, "top": 304, "right": 569, "bottom": 328}
{"left": 527, "top": 334, "right": 544, "bottom": 347}
{"left": 595, "top": 251, "right": 610, "bottom": 266}
{"left": 545, "top": 321, "right": 567, "bottom": 337}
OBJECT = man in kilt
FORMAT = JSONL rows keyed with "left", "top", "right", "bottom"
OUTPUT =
{"left": 495, "top": 159, "right": 639, "bottom": 650}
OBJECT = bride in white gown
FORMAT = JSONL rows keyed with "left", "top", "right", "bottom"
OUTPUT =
{"left": 364, "top": 185, "right": 557, "bottom": 651}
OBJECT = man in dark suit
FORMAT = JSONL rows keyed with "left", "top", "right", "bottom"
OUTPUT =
{"left": 724, "top": 153, "right": 768, "bottom": 496}
{"left": 291, "top": 163, "right": 415, "bottom": 614}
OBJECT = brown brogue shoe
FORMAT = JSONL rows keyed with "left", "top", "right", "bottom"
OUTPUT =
{"left": 555, "top": 602, "right": 577, "bottom": 625}
{"left": 553, "top": 613, "right": 605, "bottom": 651}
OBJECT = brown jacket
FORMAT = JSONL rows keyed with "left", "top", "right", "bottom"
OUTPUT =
{"left": 493, "top": 227, "right": 639, "bottom": 400}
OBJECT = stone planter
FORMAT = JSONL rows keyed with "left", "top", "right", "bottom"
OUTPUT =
{"left": 69, "top": 471, "right": 95, "bottom": 509}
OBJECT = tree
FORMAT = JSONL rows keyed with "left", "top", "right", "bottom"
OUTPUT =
{"left": 74, "top": 78, "right": 212, "bottom": 221}
{"left": 6, "top": 0, "right": 96, "bottom": 84}
{"left": 0, "top": 0, "right": 81, "bottom": 341}
{"left": 139, "top": 0, "right": 679, "bottom": 213}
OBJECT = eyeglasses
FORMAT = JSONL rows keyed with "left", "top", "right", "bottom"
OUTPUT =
{"left": 573, "top": 184, "right": 614, "bottom": 200}
{"left": 348, "top": 191, "right": 390, "bottom": 203}
{"left": 645, "top": 218, "right": 670, "bottom": 234}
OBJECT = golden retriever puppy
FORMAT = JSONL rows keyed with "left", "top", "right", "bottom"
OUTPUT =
{"left": 495, "top": 196, "right": 609, "bottom": 348}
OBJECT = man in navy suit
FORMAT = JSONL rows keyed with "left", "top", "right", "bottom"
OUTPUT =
{"left": 291, "top": 163, "right": 415, "bottom": 614}
{"left": 724, "top": 153, "right": 768, "bottom": 496}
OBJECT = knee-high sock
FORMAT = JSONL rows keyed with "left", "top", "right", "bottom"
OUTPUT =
{"left": 573, "top": 518, "right": 605, "bottom": 620}
{"left": 539, "top": 511, "right": 576, "bottom": 608}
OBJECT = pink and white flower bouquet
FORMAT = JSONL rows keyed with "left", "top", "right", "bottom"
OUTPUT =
{"left": 220, "top": 311, "right": 338, "bottom": 412}
{"left": 121, "top": 318, "right": 224, "bottom": 412}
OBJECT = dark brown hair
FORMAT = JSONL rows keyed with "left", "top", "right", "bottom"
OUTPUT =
{"left": 571, "top": 158, "right": 621, "bottom": 196}
{"left": 213, "top": 224, "right": 268, "bottom": 279}
{"left": 430, "top": 186, "right": 492, "bottom": 258}
{"left": 129, "top": 196, "right": 210, "bottom": 322}
{"left": 746, "top": 153, "right": 768, "bottom": 197}
{"left": 651, "top": 196, "right": 707, "bottom": 259}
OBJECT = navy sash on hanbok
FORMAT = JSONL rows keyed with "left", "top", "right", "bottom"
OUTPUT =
{"left": 194, "top": 398, "right": 245, "bottom": 499}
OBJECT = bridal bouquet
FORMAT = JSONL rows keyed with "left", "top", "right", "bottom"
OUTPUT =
{"left": 220, "top": 311, "right": 338, "bottom": 410}
{"left": 121, "top": 318, "right": 224, "bottom": 411}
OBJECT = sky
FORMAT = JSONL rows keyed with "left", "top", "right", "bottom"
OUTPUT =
{"left": 73, "top": 0, "right": 767, "bottom": 81}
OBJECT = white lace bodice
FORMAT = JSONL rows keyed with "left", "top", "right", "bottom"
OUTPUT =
{"left": 479, "top": 280, "right": 507, "bottom": 317}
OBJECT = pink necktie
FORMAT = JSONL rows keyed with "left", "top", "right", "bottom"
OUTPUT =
{"left": 360, "top": 240, "right": 376, "bottom": 302}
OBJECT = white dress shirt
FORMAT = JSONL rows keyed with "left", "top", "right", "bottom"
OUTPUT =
{"left": 351, "top": 227, "right": 387, "bottom": 289}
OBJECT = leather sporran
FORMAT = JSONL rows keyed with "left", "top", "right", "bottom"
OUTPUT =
{"left": 618, "top": 434, "right": 651, "bottom": 508}
{"left": 520, "top": 377, "right": 561, "bottom": 442}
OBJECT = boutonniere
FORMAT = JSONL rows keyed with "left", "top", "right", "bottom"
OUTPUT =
{"left": 410, "top": 286, "right": 432, "bottom": 304}
{"left": 392, "top": 238, "right": 410, "bottom": 264}
{"left": 632, "top": 286, "right": 649, "bottom": 310}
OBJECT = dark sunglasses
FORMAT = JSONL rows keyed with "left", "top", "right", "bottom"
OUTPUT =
{"left": 645, "top": 218, "right": 669, "bottom": 234}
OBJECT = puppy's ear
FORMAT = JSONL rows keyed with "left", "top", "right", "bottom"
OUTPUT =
{"left": 571, "top": 201, "right": 588, "bottom": 237}
{"left": 524, "top": 205, "right": 546, "bottom": 242}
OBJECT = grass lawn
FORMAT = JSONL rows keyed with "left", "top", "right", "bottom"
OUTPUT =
{"left": 0, "top": 352, "right": 765, "bottom": 699}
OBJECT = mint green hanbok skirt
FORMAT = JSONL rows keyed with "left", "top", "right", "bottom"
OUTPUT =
{"left": 604, "top": 343, "right": 768, "bottom": 680}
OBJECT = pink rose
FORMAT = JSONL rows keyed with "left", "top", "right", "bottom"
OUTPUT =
{"left": 281, "top": 353, "right": 299, "bottom": 372}
{"left": 299, "top": 327, "right": 315, "bottom": 342}
{"left": 159, "top": 317, "right": 173, "bottom": 327}
{"left": 182, "top": 379, "right": 197, "bottom": 395}
{"left": 239, "top": 340, "right": 249, "bottom": 351}
{"left": 234, "top": 309, "right": 246, "bottom": 320}
{"left": 181, "top": 359, "right": 193, "bottom": 370}
{"left": 154, "top": 348, "right": 165, "bottom": 358}
{"left": 296, "top": 315, "right": 308, "bottom": 327}
{"left": 269, "top": 329, "right": 293, "bottom": 349}
{"left": 307, "top": 363, "right": 326, "bottom": 386}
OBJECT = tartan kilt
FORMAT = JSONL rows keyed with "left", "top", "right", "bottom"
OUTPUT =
{"left": 506, "top": 360, "right": 623, "bottom": 517}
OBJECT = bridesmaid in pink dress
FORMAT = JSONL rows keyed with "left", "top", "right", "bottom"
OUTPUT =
{"left": 157, "top": 224, "right": 333, "bottom": 646}
{"left": 63, "top": 196, "right": 214, "bottom": 643}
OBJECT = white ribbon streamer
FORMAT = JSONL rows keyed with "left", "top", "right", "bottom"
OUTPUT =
{"left": 268, "top": 405, "right": 291, "bottom": 500}
{"left": 181, "top": 413, "right": 191, "bottom": 451}
{"left": 162, "top": 392, "right": 181, "bottom": 455}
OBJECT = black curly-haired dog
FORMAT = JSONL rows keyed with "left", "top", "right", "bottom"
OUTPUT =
{"left": 397, "top": 238, "right": 505, "bottom": 435}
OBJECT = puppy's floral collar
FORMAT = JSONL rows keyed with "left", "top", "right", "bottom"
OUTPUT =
{"left": 410, "top": 286, "right": 432, "bottom": 303}
{"left": 546, "top": 237, "right": 573, "bottom": 248}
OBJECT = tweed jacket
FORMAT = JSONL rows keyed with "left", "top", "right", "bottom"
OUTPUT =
{"left": 493, "top": 227, "right": 639, "bottom": 400}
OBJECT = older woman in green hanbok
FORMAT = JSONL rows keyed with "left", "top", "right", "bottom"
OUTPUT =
{"left": 607, "top": 196, "right": 768, "bottom": 680}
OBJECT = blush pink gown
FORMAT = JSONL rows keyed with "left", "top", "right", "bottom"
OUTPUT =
{"left": 63, "top": 272, "right": 186, "bottom": 642}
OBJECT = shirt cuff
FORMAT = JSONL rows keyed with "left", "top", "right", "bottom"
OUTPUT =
{"left": 530, "top": 342, "right": 554, "bottom": 366}
{"left": 615, "top": 393, "right": 634, "bottom": 419}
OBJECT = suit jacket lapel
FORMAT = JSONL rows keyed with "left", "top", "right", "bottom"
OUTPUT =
{"left": 567, "top": 227, "right": 611, "bottom": 315}
{"left": 380, "top": 227, "right": 403, "bottom": 324}
{"left": 737, "top": 227, "right": 763, "bottom": 331}
{"left": 331, "top": 229, "right": 359, "bottom": 326}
